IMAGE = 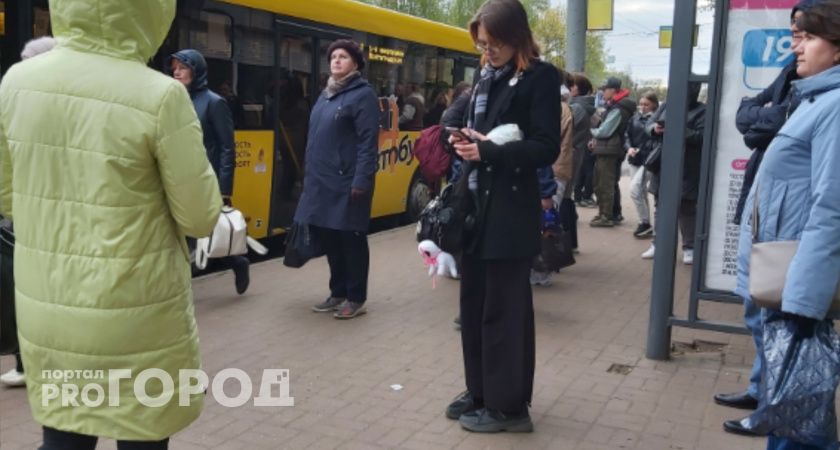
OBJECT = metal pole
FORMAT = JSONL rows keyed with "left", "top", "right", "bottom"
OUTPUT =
{"left": 645, "top": 0, "right": 697, "bottom": 361}
{"left": 1, "top": 0, "right": 34, "bottom": 76}
{"left": 565, "top": 0, "right": 586, "bottom": 72}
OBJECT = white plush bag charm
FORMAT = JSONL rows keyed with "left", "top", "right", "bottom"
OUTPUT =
{"left": 194, "top": 206, "right": 267, "bottom": 269}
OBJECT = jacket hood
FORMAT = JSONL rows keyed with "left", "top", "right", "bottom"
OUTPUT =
{"left": 50, "top": 0, "right": 175, "bottom": 62}
{"left": 793, "top": 64, "right": 840, "bottom": 99}
{"left": 168, "top": 49, "right": 209, "bottom": 92}
{"left": 615, "top": 96, "right": 637, "bottom": 115}
{"left": 571, "top": 95, "right": 596, "bottom": 111}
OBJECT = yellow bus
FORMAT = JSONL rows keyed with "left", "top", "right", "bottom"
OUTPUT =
{"left": 1, "top": 0, "right": 479, "bottom": 239}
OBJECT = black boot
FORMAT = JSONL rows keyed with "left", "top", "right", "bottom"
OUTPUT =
{"left": 232, "top": 256, "right": 250, "bottom": 295}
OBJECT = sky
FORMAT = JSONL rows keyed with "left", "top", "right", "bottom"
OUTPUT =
{"left": 552, "top": 0, "right": 715, "bottom": 84}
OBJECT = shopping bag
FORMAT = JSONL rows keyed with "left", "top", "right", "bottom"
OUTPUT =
{"left": 283, "top": 222, "right": 324, "bottom": 268}
{"left": 532, "top": 224, "right": 576, "bottom": 273}
{"left": 740, "top": 316, "right": 840, "bottom": 446}
{"left": 195, "top": 207, "right": 267, "bottom": 270}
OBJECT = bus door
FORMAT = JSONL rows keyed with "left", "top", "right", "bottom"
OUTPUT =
{"left": 268, "top": 21, "right": 349, "bottom": 235}
{"left": 1, "top": 0, "right": 51, "bottom": 76}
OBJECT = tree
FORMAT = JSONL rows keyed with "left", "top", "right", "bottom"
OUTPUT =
{"left": 532, "top": 6, "right": 607, "bottom": 81}
{"left": 361, "top": 0, "right": 446, "bottom": 22}
{"left": 359, "top": 0, "right": 550, "bottom": 29}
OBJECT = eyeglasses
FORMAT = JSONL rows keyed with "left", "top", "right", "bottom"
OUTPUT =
{"left": 475, "top": 42, "right": 504, "bottom": 54}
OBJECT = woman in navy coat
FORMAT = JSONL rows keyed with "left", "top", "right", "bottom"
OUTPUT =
{"left": 294, "top": 40, "right": 380, "bottom": 320}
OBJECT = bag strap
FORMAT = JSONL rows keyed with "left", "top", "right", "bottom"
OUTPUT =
{"left": 247, "top": 236, "right": 269, "bottom": 255}
{"left": 195, "top": 239, "right": 210, "bottom": 270}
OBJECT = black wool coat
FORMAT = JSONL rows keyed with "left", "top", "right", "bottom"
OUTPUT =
{"left": 470, "top": 61, "right": 561, "bottom": 260}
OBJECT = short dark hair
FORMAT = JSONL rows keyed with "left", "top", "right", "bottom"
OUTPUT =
{"left": 796, "top": 0, "right": 840, "bottom": 48}
{"left": 469, "top": 0, "right": 540, "bottom": 72}
{"left": 571, "top": 73, "right": 593, "bottom": 96}
{"left": 327, "top": 39, "right": 366, "bottom": 72}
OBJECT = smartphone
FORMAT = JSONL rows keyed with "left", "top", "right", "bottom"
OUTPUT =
{"left": 445, "top": 127, "right": 474, "bottom": 143}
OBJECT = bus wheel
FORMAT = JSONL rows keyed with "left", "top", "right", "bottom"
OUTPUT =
{"left": 405, "top": 172, "right": 434, "bottom": 224}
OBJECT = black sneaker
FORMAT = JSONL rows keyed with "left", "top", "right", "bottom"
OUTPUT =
{"left": 232, "top": 257, "right": 250, "bottom": 295}
{"left": 445, "top": 391, "right": 482, "bottom": 420}
{"left": 633, "top": 223, "right": 653, "bottom": 238}
{"left": 458, "top": 408, "right": 533, "bottom": 433}
{"left": 612, "top": 214, "right": 624, "bottom": 223}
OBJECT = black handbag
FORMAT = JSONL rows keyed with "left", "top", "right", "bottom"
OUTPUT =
{"left": 533, "top": 224, "right": 576, "bottom": 273}
{"left": 416, "top": 163, "right": 477, "bottom": 254}
{"left": 283, "top": 222, "right": 324, "bottom": 268}
{"left": 0, "top": 220, "right": 17, "bottom": 355}
{"left": 643, "top": 141, "right": 662, "bottom": 174}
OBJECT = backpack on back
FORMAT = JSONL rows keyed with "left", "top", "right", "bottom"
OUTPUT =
{"left": 413, "top": 125, "right": 451, "bottom": 183}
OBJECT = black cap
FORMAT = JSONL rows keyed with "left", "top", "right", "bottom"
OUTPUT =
{"left": 327, "top": 39, "right": 366, "bottom": 72}
{"left": 600, "top": 77, "right": 622, "bottom": 90}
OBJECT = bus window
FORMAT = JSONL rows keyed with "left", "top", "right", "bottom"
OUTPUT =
{"left": 271, "top": 35, "right": 315, "bottom": 229}
{"left": 33, "top": 6, "right": 49, "bottom": 37}
{"left": 236, "top": 26, "right": 274, "bottom": 130}
{"left": 184, "top": 10, "right": 235, "bottom": 121}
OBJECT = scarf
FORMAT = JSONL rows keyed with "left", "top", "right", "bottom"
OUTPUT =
{"left": 467, "top": 63, "right": 515, "bottom": 131}
{"left": 325, "top": 71, "right": 361, "bottom": 99}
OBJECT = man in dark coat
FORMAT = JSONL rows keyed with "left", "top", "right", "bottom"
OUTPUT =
{"left": 732, "top": 2, "right": 810, "bottom": 225}
{"left": 169, "top": 49, "right": 250, "bottom": 294}
{"left": 644, "top": 81, "right": 706, "bottom": 265}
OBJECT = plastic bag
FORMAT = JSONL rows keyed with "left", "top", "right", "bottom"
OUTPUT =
{"left": 533, "top": 225, "right": 575, "bottom": 273}
{"left": 283, "top": 223, "right": 324, "bottom": 268}
{"left": 741, "top": 316, "right": 840, "bottom": 447}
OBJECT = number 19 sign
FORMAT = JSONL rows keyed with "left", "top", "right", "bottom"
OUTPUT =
{"left": 742, "top": 28, "right": 795, "bottom": 89}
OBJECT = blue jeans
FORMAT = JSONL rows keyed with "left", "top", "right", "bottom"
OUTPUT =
{"left": 767, "top": 436, "right": 840, "bottom": 450}
{"left": 744, "top": 294, "right": 764, "bottom": 398}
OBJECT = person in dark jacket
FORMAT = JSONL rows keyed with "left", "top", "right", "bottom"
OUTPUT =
{"left": 641, "top": 82, "right": 706, "bottom": 265}
{"left": 294, "top": 39, "right": 379, "bottom": 320}
{"left": 445, "top": 0, "right": 560, "bottom": 433}
{"left": 570, "top": 74, "right": 597, "bottom": 208}
{"left": 713, "top": 1, "right": 813, "bottom": 438}
{"left": 0, "top": 36, "right": 58, "bottom": 389}
{"left": 732, "top": 3, "right": 810, "bottom": 226}
{"left": 588, "top": 77, "right": 636, "bottom": 227}
{"left": 169, "top": 49, "right": 251, "bottom": 294}
{"left": 625, "top": 91, "right": 659, "bottom": 238}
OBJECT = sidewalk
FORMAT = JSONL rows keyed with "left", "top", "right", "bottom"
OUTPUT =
{"left": 1, "top": 183, "right": 770, "bottom": 450}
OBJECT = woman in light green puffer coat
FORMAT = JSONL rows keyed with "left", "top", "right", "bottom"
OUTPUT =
{"left": 0, "top": 0, "right": 221, "bottom": 446}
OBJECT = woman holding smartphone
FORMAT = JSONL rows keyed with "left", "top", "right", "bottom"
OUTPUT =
{"left": 444, "top": 0, "right": 560, "bottom": 433}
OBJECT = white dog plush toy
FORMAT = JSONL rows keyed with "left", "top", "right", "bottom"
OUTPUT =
{"left": 418, "top": 240, "right": 459, "bottom": 288}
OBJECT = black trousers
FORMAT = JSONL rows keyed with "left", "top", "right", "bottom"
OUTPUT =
{"left": 40, "top": 427, "right": 168, "bottom": 450}
{"left": 318, "top": 227, "right": 369, "bottom": 304}
{"left": 574, "top": 150, "right": 595, "bottom": 201}
{"left": 460, "top": 254, "right": 535, "bottom": 413}
{"left": 652, "top": 196, "right": 697, "bottom": 250}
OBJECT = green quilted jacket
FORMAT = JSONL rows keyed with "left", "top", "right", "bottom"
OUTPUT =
{"left": 0, "top": 0, "right": 221, "bottom": 440}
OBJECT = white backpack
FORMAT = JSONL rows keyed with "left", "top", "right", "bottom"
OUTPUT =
{"left": 194, "top": 207, "right": 268, "bottom": 269}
